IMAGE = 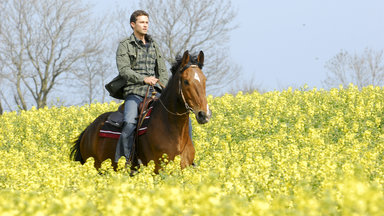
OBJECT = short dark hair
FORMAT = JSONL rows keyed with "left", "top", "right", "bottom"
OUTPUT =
{"left": 130, "top": 10, "right": 149, "bottom": 24}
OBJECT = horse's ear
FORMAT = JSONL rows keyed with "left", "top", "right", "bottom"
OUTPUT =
{"left": 197, "top": 51, "right": 204, "bottom": 68}
{"left": 181, "top": 50, "right": 190, "bottom": 69}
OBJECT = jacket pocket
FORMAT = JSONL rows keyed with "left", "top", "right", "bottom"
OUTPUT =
{"left": 127, "top": 45, "right": 137, "bottom": 68}
{"left": 129, "top": 53, "right": 136, "bottom": 68}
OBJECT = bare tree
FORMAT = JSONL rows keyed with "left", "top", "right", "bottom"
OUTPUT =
{"left": 73, "top": 53, "right": 113, "bottom": 104}
{"left": 71, "top": 15, "right": 116, "bottom": 104}
{"left": 228, "top": 73, "right": 265, "bottom": 95}
{"left": 323, "top": 48, "right": 384, "bottom": 89}
{"left": 0, "top": 0, "right": 104, "bottom": 110}
{"left": 0, "top": 0, "right": 31, "bottom": 110}
{"left": 115, "top": 0, "right": 239, "bottom": 94}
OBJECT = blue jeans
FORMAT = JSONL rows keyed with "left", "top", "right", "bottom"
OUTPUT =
{"left": 114, "top": 94, "right": 193, "bottom": 163}
{"left": 114, "top": 95, "right": 143, "bottom": 163}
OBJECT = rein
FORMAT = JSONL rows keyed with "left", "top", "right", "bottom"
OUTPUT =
{"left": 158, "top": 81, "right": 192, "bottom": 116}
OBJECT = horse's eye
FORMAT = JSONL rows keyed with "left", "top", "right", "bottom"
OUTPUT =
{"left": 184, "top": 80, "right": 189, "bottom": 85}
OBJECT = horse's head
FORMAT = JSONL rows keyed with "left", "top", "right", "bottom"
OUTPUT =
{"left": 177, "top": 50, "right": 211, "bottom": 124}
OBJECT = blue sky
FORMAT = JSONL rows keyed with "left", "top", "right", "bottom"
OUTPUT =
{"left": 93, "top": 0, "right": 384, "bottom": 91}
{"left": 230, "top": 0, "right": 384, "bottom": 90}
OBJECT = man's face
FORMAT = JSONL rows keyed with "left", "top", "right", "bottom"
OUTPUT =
{"left": 131, "top": 15, "right": 148, "bottom": 36}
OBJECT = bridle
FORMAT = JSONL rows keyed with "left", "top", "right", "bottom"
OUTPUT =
{"left": 158, "top": 64, "right": 199, "bottom": 116}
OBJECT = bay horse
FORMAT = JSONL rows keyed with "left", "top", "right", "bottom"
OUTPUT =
{"left": 70, "top": 50, "right": 211, "bottom": 173}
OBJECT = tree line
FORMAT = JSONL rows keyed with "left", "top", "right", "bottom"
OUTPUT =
{"left": 0, "top": 0, "right": 238, "bottom": 113}
{"left": 1, "top": 0, "right": 383, "bottom": 114}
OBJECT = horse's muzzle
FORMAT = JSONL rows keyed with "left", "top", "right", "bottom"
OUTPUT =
{"left": 196, "top": 109, "right": 211, "bottom": 124}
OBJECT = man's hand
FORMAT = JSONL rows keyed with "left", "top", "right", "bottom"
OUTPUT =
{"left": 143, "top": 76, "right": 159, "bottom": 85}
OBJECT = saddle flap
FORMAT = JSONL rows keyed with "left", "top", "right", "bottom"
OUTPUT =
{"left": 137, "top": 98, "right": 157, "bottom": 134}
{"left": 106, "top": 111, "right": 124, "bottom": 128}
{"left": 139, "top": 97, "right": 157, "bottom": 113}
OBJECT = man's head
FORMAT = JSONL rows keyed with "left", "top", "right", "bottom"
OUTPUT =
{"left": 130, "top": 10, "right": 149, "bottom": 36}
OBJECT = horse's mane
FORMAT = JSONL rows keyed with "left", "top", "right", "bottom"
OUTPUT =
{"left": 170, "top": 52, "right": 204, "bottom": 75}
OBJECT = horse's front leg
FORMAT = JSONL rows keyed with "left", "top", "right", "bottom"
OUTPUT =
{"left": 180, "top": 139, "right": 195, "bottom": 169}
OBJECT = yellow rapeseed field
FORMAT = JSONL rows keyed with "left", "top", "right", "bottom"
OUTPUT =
{"left": 1, "top": 84, "right": 384, "bottom": 215}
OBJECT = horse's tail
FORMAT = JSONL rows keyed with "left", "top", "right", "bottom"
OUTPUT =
{"left": 70, "top": 130, "right": 86, "bottom": 164}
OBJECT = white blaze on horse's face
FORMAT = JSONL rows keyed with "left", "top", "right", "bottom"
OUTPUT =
{"left": 181, "top": 64, "right": 210, "bottom": 124}
{"left": 194, "top": 72, "right": 201, "bottom": 83}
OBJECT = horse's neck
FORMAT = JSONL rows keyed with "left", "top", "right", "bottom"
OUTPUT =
{"left": 159, "top": 78, "right": 188, "bottom": 116}
{"left": 157, "top": 78, "right": 190, "bottom": 130}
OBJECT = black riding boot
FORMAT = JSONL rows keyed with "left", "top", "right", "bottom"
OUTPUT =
{"left": 115, "top": 123, "right": 136, "bottom": 164}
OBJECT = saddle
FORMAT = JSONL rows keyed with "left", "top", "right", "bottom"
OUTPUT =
{"left": 98, "top": 104, "right": 124, "bottom": 139}
{"left": 99, "top": 87, "right": 158, "bottom": 139}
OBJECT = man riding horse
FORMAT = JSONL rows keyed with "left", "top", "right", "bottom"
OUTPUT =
{"left": 109, "top": 10, "right": 168, "bottom": 166}
{"left": 108, "top": 10, "right": 195, "bottom": 166}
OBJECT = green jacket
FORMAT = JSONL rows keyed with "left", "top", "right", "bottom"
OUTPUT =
{"left": 106, "top": 34, "right": 168, "bottom": 99}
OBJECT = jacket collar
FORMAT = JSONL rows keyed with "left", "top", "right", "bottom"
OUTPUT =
{"left": 129, "top": 33, "right": 153, "bottom": 46}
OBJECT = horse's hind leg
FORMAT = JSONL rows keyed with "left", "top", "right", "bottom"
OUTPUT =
{"left": 94, "top": 137, "right": 119, "bottom": 170}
